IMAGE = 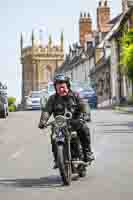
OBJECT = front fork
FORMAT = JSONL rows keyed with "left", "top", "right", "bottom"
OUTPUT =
{"left": 65, "top": 136, "right": 71, "bottom": 164}
{"left": 51, "top": 128, "right": 71, "bottom": 164}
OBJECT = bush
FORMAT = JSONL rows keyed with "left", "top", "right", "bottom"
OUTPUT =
{"left": 8, "top": 97, "right": 16, "bottom": 107}
{"left": 121, "top": 29, "right": 133, "bottom": 81}
{"left": 8, "top": 105, "right": 16, "bottom": 112}
{"left": 8, "top": 96, "right": 17, "bottom": 112}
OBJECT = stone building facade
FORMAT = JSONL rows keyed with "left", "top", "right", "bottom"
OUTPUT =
{"left": 20, "top": 31, "right": 64, "bottom": 103}
{"left": 56, "top": 43, "right": 94, "bottom": 84}
{"left": 57, "top": 0, "right": 111, "bottom": 93}
{"left": 56, "top": 0, "right": 133, "bottom": 107}
{"left": 92, "top": 1, "right": 133, "bottom": 107}
{"left": 109, "top": 6, "right": 133, "bottom": 104}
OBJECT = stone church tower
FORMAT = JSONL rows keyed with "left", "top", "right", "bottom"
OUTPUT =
{"left": 97, "top": 0, "right": 111, "bottom": 33}
{"left": 79, "top": 12, "right": 93, "bottom": 47}
{"left": 20, "top": 31, "right": 64, "bottom": 103}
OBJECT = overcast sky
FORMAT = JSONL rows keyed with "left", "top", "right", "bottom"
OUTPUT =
{"left": 0, "top": 0, "right": 122, "bottom": 101}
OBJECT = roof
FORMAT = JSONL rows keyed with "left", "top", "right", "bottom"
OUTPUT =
{"left": 97, "top": 7, "right": 133, "bottom": 48}
{"left": 97, "top": 13, "right": 125, "bottom": 48}
{"left": 108, "top": 7, "right": 133, "bottom": 40}
{"left": 96, "top": 56, "right": 110, "bottom": 69}
{"left": 57, "top": 43, "right": 95, "bottom": 73}
{"left": 109, "top": 14, "right": 122, "bottom": 25}
{"left": 90, "top": 56, "right": 110, "bottom": 75}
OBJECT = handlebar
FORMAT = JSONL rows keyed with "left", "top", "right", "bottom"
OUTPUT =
{"left": 45, "top": 118, "right": 84, "bottom": 129}
{"left": 45, "top": 121, "right": 55, "bottom": 128}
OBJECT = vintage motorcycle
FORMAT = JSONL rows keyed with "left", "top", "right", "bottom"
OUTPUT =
{"left": 45, "top": 112, "right": 90, "bottom": 186}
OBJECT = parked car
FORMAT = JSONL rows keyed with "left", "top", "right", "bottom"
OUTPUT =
{"left": 71, "top": 81, "right": 84, "bottom": 93}
{"left": 40, "top": 82, "right": 54, "bottom": 110}
{"left": 0, "top": 93, "right": 8, "bottom": 118}
{"left": 79, "top": 87, "right": 97, "bottom": 109}
{"left": 25, "top": 91, "right": 45, "bottom": 110}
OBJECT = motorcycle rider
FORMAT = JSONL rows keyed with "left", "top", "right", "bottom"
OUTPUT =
{"left": 38, "top": 74, "right": 95, "bottom": 168}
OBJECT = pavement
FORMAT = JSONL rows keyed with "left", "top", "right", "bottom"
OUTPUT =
{"left": 0, "top": 110, "right": 133, "bottom": 200}
{"left": 114, "top": 105, "right": 133, "bottom": 113}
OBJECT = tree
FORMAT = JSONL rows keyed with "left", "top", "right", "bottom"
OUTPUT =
{"left": 121, "top": 29, "right": 133, "bottom": 81}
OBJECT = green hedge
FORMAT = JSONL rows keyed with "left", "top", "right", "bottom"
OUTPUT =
{"left": 8, "top": 97, "right": 16, "bottom": 107}
{"left": 8, "top": 96, "right": 17, "bottom": 112}
{"left": 8, "top": 105, "right": 17, "bottom": 112}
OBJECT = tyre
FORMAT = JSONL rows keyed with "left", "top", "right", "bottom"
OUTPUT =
{"left": 57, "top": 145, "right": 72, "bottom": 186}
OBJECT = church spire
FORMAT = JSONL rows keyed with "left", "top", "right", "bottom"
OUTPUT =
{"left": 60, "top": 31, "right": 64, "bottom": 50}
{"left": 20, "top": 32, "right": 23, "bottom": 53}
{"left": 48, "top": 34, "right": 52, "bottom": 48}
{"left": 31, "top": 30, "right": 35, "bottom": 47}
{"left": 39, "top": 29, "right": 43, "bottom": 46}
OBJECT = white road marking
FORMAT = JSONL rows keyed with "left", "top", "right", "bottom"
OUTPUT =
{"left": 10, "top": 149, "right": 24, "bottom": 160}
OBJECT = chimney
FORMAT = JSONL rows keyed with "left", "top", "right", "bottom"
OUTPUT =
{"left": 122, "top": 0, "right": 132, "bottom": 13}
{"left": 97, "top": 0, "right": 111, "bottom": 33}
{"left": 79, "top": 12, "right": 93, "bottom": 47}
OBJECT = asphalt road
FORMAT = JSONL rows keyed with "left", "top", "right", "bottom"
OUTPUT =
{"left": 0, "top": 109, "right": 133, "bottom": 200}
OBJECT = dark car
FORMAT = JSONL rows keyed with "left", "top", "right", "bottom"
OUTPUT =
{"left": 79, "top": 87, "right": 97, "bottom": 109}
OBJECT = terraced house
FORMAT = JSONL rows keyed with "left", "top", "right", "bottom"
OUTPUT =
{"left": 57, "top": 0, "right": 112, "bottom": 104}
{"left": 91, "top": 0, "right": 133, "bottom": 107}
{"left": 58, "top": 0, "right": 133, "bottom": 108}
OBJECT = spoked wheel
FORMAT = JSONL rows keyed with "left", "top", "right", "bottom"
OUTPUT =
{"left": 57, "top": 145, "right": 72, "bottom": 186}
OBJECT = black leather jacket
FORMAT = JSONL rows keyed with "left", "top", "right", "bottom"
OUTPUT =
{"left": 39, "top": 90, "right": 90, "bottom": 125}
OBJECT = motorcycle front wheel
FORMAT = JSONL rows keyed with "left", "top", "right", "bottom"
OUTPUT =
{"left": 57, "top": 145, "right": 72, "bottom": 186}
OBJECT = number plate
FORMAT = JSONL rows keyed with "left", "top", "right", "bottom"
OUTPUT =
{"left": 56, "top": 131, "right": 65, "bottom": 142}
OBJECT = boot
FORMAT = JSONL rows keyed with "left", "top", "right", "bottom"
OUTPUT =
{"left": 53, "top": 160, "right": 58, "bottom": 169}
{"left": 84, "top": 151, "right": 95, "bottom": 163}
{"left": 83, "top": 147, "right": 95, "bottom": 163}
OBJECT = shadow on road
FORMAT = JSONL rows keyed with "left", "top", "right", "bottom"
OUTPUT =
{"left": 0, "top": 175, "right": 62, "bottom": 188}
{"left": 0, "top": 175, "right": 79, "bottom": 189}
